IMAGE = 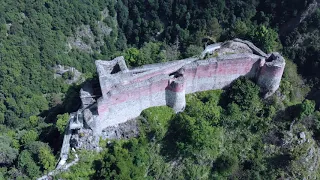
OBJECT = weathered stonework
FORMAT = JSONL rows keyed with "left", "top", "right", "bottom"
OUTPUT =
{"left": 58, "top": 39, "right": 285, "bottom": 167}
{"left": 257, "top": 52, "right": 286, "bottom": 97}
{"left": 79, "top": 39, "right": 285, "bottom": 136}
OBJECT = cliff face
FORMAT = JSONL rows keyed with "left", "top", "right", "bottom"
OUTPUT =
{"left": 84, "top": 39, "right": 285, "bottom": 135}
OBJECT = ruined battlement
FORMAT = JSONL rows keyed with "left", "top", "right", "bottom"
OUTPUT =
{"left": 77, "top": 39, "right": 285, "bottom": 135}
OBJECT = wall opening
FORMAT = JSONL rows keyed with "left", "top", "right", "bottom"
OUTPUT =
{"left": 92, "top": 79, "right": 102, "bottom": 100}
{"left": 169, "top": 71, "right": 183, "bottom": 78}
{"left": 111, "top": 63, "right": 121, "bottom": 74}
{"left": 266, "top": 53, "right": 277, "bottom": 62}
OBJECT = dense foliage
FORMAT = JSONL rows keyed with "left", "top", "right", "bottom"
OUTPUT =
{"left": 0, "top": 0, "right": 319, "bottom": 179}
{"left": 57, "top": 77, "right": 320, "bottom": 179}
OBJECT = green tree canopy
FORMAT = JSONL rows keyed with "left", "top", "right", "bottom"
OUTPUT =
{"left": 250, "top": 25, "right": 281, "bottom": 53}
{"left": 299, "top": 100, "right": 315, "bottom": 119}
{"left": 18, "top": 150, "right": 40, "bottom": 178}
{"left": 170, "top": 113, "right": 223, "bottom": 159}
{"left": 38, "top": 146, "right": 56, "bottom": 172}
{"left": 56, "top": 113, "right": 69, "bottom": 134}
{"left": 0, "top": 136, "right": 18, "bottom": 166}
{"left": 226, "top": 77, "right": 262, "bottom": 112}
{"left": 124, "top": 48, "right": 140, "bottom": 66}
{"left": 20, "top": 130, "right": 38, "bottom": 146}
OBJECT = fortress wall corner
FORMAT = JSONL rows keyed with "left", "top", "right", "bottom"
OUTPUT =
{"left": 95, "top": 56, "right": 128, "bottom": 96}
{"left": 257, "top": 53, "right": 285, "bottom": 97}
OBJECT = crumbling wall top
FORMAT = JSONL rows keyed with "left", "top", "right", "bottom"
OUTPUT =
{"left": 95, "top": 39, "right": 283, "bottom": 102}
{"left": 265, "top": 52, "right": 286, "bottom": 67}
{"left": 95, "top": 56, "right": 128, "bottom": 77}
{"left": 233, "top": 38, "right": 268, "bottom": 57}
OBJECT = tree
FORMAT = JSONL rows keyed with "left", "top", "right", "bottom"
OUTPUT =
{"left": 299, "top": 100, "right": 315, "bottom": 119}
{"left": 38, "top": 146, "right": 56, "bottom": 172}
{"left": 227, "top": 77, "right": 262, "bottom": 112}
{"left": 18, "top": 150, "right": 40, "bottom": 178}
{"left": 56, "top": 113, "right": 69, "bottom": 134}
{"left": 62, "top": 71, "right": 75, "bottom": 80}
{"left": 223, "top": 102, "right": 248, "bottom": 127}
{"left": 20, "top": 130, "right": 38, "bottom": 146}
{"left": 56, "top": 151, "right": 102, "bottom": 179}
{"left": 99, "top": 140, "right": 148, "bottom": 179}
{"left": 213, "top": 154, "right": 239, "bottom": 177}
{"left": 29, "top": 115, "right": 39, "bottom": 127}
{"left": 47, "top": 93, "right": 63, "bottom": 108}
{"left": 0, "top": 136, "right": 18, "bottom": 166}
{"left": 141, "top": 106, "right": 174, "bottom": 141}
{"left": 116, "top": 0, "right": 129, "bottom": 29}
{"left": 170, "top": 113, "right": 223, "bottom": 159}
{"left": 184, "top": 45, "right": 203, "bottom": 58}
{"left": 124, "top": 48, "right": 140, "bottom": 66}
{"left": 232, "top": 20, "right": 249, "bottom": 38}
{"left": 250, "top": 25, "right": 280, "bottom": 53}
{"left": 0, "top": 112, "right": 4, "bottom": 124}
{"left": 137, "top": 42, "right": 166, "bottom": 65}
{"left": 206, "top": 17, "right": 222, "bottom": 42}
{"left": 164, "top": 42, "right": 180, "bottom": 61}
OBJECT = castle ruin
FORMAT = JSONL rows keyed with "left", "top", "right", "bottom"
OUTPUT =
{"left": 58, "top": 39, "right": 285, "bottom": 167}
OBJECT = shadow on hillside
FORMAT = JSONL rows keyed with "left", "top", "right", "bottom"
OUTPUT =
{"left": 160, "top": 133, "right": 180, "bottom": 161}
{"left": 306, "top": 88, "right": 320, "bottom": 109}
{"left": 266, "top": 154, "right": 292, "bottom": 170}
{"left": 160, "top": 115, "right": 187, "bottom": 161}
{"left": 39, "top": 76, "right": 99, "bottom": 154}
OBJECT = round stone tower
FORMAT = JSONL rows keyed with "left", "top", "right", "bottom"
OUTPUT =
{"left": 257, "top": 53, "right": 286, "bottom": 98}
{"left": 166, "top": 76, "right": 186, "bottom": 113}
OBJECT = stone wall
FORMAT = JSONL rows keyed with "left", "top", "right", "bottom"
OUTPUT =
{"left": 84, "top": 39, "right": 285, "bottom": 135}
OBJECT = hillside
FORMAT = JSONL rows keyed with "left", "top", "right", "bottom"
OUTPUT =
{"left": 0, "top": 0, "right": 320, "bottom": 179}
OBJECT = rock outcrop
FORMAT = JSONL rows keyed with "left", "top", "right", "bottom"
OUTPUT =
{"left": 53, "top": 65, "right": 83, "bottom": 84}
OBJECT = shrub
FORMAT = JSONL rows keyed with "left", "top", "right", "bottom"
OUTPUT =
{"left": 56, "top": 113, "right": 69, "bottom": 134}
{"left": 20, "top": 130, "right": 38, "bottom": 146}
{"left": 299, "top": 100, "right": 315, "bottom": 119}
{"left": 226, "top": 77, "right": 262, "bottom": 112}
{"left": 140, "top": 106, "right": 174, "bottom": 140}
{"left": 213, "top": 154, "right": 239, "bottom": 177}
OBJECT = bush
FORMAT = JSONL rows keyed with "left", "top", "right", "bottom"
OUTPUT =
{"left": 62, "top": 71, "right": 75, "bottom": 80}
{"left": 170, "top": 113, "right": 223, "bottom": 159}
{"left": 226, "top": 77, "right": 262, "bottom": 112}
{"left": 299, "top": 100, "right": 315, "bottom": 119}
{"left": 38, "top": 146, "right": 56, "bottom": 172}
{"left": 20, "top": 130, "right": 38, "bottom": 146}
{"left": 184, "top": 45, "right": 203, "bottom": 58}
{"left": 56, "top": 113, "right": 69, "bottom": 134}
{"left": 0, "top": 136, "right": 18, "bottom": 166}
{"left": 140, "top": 106, "right": 174, "bottom": 140}
{"left": 213, "top": 154, "right": 239, "bottom": 177}
{"left": 18, "top": 150, "right": 40, "bottom": 178}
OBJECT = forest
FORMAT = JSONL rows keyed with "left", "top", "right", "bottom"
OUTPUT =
{"left": 0, "top": 0, "right": 320, "bottom": 179}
